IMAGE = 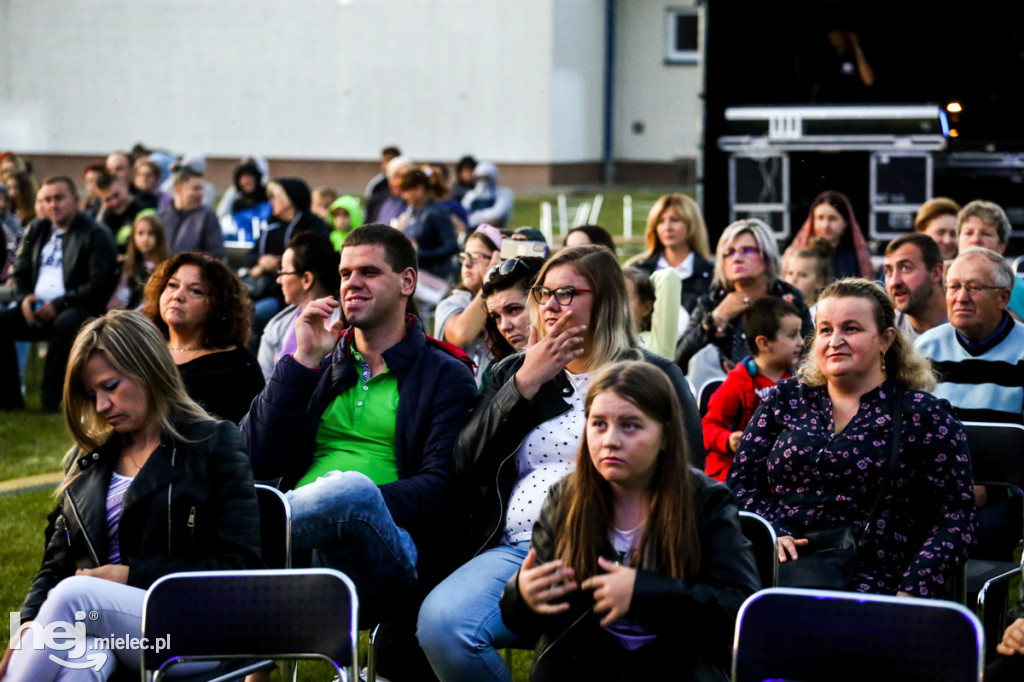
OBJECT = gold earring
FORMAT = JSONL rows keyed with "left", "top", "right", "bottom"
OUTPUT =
{"left": 880, "top": 351, "right": 887, "bottom": 375}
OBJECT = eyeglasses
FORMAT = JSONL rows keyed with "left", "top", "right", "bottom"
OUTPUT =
{"left": 723, "top": 246, "right": 761, "bottom": 259}
{"left": 944, "top": 282, "right": 1006, "bottom": 296}
{"left": 530, "top": 285, "right": 593, "bottom": 306}
{"left": 485, "top": 257, "right": 531, "bottom": 284}
{"left": 458, "top": 251, "right": 492, "bottom": 266}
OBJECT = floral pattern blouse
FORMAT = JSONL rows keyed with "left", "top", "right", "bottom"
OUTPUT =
{"left": 727, "top": 378, "right": 976, "bottom": 597}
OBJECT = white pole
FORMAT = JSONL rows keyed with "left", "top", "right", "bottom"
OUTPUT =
{"left": 588, "top": 194, "right": 603, "bottom": 224}
{"left": 557, "top": 194, "right": 568, "bottom": 237}
{"left": 573, "top": 203, "right": 590, "bottom": 227}
{"left": 623, "top": 195, "right": 633, "bottom": 240}
{"left": 540, "top": 202, "right": 554, "bottom": 245}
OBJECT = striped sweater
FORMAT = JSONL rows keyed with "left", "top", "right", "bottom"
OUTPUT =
{"left": 915, "top": 317, "right": 1024, "bottom": 424}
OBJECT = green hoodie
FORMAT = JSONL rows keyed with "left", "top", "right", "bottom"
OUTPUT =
{"left": 327, "top": 195, "right": 365, "bottom": 251}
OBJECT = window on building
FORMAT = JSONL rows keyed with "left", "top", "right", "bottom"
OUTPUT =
{"left": 665, "top": 7, "right": 699, "bottom": 65}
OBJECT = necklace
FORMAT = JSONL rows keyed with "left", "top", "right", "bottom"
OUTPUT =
{"left": 169, "top": 345, "right": 202, "bottom": 352}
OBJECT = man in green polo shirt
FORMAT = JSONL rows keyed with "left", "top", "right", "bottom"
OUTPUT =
{"left": 242, "top": 224, "right": 477, "bottom": 678}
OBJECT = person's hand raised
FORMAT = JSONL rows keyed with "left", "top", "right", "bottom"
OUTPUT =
{"left": 293, "top": 297, "right": 344, "bottom": 369}
{"left": 513, "top": 312, "right": 586, "bottom": 400}
{"left": 518, "top": 548, "right": 577, "bottom": 615}
{"left": 582, "top": 557, "right": 637, "bottom": 626}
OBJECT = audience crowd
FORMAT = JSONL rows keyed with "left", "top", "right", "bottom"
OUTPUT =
{"left": 2, "top": 143, "right": 1024, "bottom": 682}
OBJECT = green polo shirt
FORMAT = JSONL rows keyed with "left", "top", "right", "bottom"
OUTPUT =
{"left": 296, "top": 349, "right": 400, "bottom": 488}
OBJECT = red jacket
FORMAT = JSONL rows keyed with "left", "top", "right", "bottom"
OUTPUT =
{"left": 702, "top": 361, "right": 790, "bottom": 482}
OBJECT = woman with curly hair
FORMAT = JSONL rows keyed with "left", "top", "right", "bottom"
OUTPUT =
{"left": 142, "top": 252, "right": 264, "bottom": 422}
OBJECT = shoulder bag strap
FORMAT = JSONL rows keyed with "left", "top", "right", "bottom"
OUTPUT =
{"left": 862, "top": 385, "right": 904, "bottom": 535}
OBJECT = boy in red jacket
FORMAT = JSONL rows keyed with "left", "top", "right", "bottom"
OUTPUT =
{"left": 703, "top": 297, "right": 804, "bottom": 481}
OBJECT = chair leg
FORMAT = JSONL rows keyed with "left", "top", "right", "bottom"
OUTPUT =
{"left": 365, "top": 623, "right": 380, "bottom": 682}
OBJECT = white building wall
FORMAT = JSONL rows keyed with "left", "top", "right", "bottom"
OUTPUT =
{"left": 0, "top": 0, "right": 585, "bottom": 163}
{"left": 550, "top": 0, "right": 607, "bottom": 162}
{"left": 612, "top": 0, "right": 703, "bottom": 162}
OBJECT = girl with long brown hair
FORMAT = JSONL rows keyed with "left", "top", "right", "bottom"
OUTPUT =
{"left": 499, "top": 360, "right": 759, "bottom": 681}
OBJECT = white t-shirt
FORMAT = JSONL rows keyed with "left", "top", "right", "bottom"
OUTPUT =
{"left": 34, "top": 228, "right": 67, "bottom": 302}
{"left": 503, "top": 370, "right": 590, "bottom": 544}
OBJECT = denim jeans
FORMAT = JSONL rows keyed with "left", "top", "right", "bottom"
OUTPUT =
{"left": 287, "top": 471, "right": 418, "bottom": 619}
{"left": 7, "top": 576, "right": 214, "bottom": 681}
{"left": 417, "top": 543, "right": 529, "bottom": 682}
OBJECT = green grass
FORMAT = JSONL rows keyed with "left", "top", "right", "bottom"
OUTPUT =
{"left": 0, "top": 488, "right": 60, "bottom": 624}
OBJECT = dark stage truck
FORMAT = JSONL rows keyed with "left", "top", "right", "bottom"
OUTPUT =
{"left": 698, "top": 0, "right": 1024, "bottom": 254}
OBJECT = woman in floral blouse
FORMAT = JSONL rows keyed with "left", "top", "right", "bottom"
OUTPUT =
{"left": 728, "top": 278, "right": 976, "bottom": 597}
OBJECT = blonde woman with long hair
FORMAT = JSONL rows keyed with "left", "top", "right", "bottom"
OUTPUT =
{"left": 418, "top": 245, "right": 704, "bottom": 682}
{"left": 0, "top": 310, "right": 261, "bottom": 681}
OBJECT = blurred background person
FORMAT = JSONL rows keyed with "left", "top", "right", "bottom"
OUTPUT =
{"left": 564, "top": 224, "right": 616, "bottom": 252}
{"left": 109, "top": 212, "right": 169, "bottom": 311}
{"left": 156, "top": 167, "right": 224, "bottom": 258}
{"left": 257, "top": 231, "right": 340, "bottom": 380}
{"left": 327, "top": 194, "right": 364, "bottom": 251}
{"left": 132, "top": 158, "right": 172, "bottom": 211}
{"left": 462, "top": 161, "right": 513, "bottom": 229}
{"left": 434, "top": 225, "right": 503, "bottom": 381}
{"left": 397, "top": 168, "right": 460, "bottom": 281}
{"left": 626, "top": 193, "right": 714, "bottom": 339}
{"left": 914, "top": 197, "right": 960, "bottom": 262}
{"left": 784, "top": 190, "right": 873, "bottom": 280}
{"left": 782, "top": 240, "right": 833, "bottom": 314}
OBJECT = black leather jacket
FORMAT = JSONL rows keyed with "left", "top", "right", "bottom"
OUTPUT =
{"left": 21, "top": 420, "right": 262, "bottom": 621}
{"left": 499, "top": 472, "right": 761, "bottom": 682}
{"left": 453, "top": 348, "right": 705, "bottom": 558}
{"left": 13, "top": 212, "right": 118, "bottom": 315}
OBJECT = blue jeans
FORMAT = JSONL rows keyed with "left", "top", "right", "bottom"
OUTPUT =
{"left": 7, "top": 576, "right": 214, "bottom": 681}
{"left": 417, "top": 543, "right": 529, "bottom": 682}
{"left": 287, "top": 471, "right": 418, "bottom": 619}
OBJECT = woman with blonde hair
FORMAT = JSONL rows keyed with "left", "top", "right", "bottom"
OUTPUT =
{"left": 418, "top": 245, "right": 703, "bottom": 682}
{"left": 500, "top": 360, "right": 758, "bottom": 680}
{"left": 0, "top": 310, "right": 261, "bottom": 680}
{"left": 626, "top": 193, "right": 713, "bottom": 336}
{"left": 728, "top": 278, "right": 975, "bottom": 596}
{"left": 676, "top": 218, "right": 813, "bottom": 370}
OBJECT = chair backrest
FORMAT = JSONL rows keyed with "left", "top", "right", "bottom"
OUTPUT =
{"left": 254, "top": 483, "right": 291, "bottom": 569}
{"left": 698, "top": 378, "right": 724, "bottom": 417}
{"left": 733, "top": 588, "right": 984, "bottom": 682}
{"left": 962, "top": 422, "right": 1024, "bottom": 491}
{"left": 141, "top": 568, "right": 359, "bottom": 681}
{"left": 738, "top": 511, "right": 778, "bottom": 588}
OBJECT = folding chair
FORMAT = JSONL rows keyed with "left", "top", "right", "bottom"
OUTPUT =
{"left": 732, "top": 587, "right": 984, "bottom": 682}
{"left": 738, "top": 511, "right": 778, "bottom": 588}
{"left": 254, "top": 483, "right": 292, "bottom": 569}
{"left": 698, "top": 378, "right": 724, "bottom": 418}
{"left": 140, "top": 568, "right": 360, "bottom": 682}
{"left": 961, "top": 424, "right": 1024, "bottom": 599}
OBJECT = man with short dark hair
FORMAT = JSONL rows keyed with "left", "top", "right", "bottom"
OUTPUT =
{"left": 883, "top": 232, "right": 947, "bottom": 341}
{"left": 95, "top": 172, "right": 143, "bottom": 247}
{"left": 242, "top": 223, "right": 477, "bottom": 678}
{"left": 0, "top": 177, "right": 117, "bottom": 412}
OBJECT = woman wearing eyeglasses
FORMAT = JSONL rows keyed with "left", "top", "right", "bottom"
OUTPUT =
{"left": 142, "top": 252, "right": 264, "bottom": 423}
{"left": 434, "top": 225, "right": 504, "bottom": 382}
{"left": 676, "top": 219, "right": 813, "bottom": 372}
{"left": 418, "top": 245, "right": 704, "bottom": 682}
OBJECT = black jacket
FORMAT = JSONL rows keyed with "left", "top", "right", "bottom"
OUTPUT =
{"left": 13, "top": 212, "right": 118, "bottom": 315}
{"left": 454, "top": 348, "right": 705, "bottom": 558}
{"left": 21, "top": 419, "right": 262, "bottom": 621}
{"left": 675, "top": 279, "right": 813, "bottom": 369}
{"left": 628, "top": 250, "right": 714, "bottom": 314}
{"left": 499, "top": 472, "right": 761, "bottom": 682}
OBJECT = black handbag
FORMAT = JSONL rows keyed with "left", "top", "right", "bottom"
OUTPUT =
{"left": 778, "top": 387, "right": 903, "bottom": 591}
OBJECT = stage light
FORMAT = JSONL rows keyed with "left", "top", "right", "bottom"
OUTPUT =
{"left": 949, "top": 129, "right": 959, "bottom": 138}
{"left": 946, "top": 102, "right": 962, "bottom": 113}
